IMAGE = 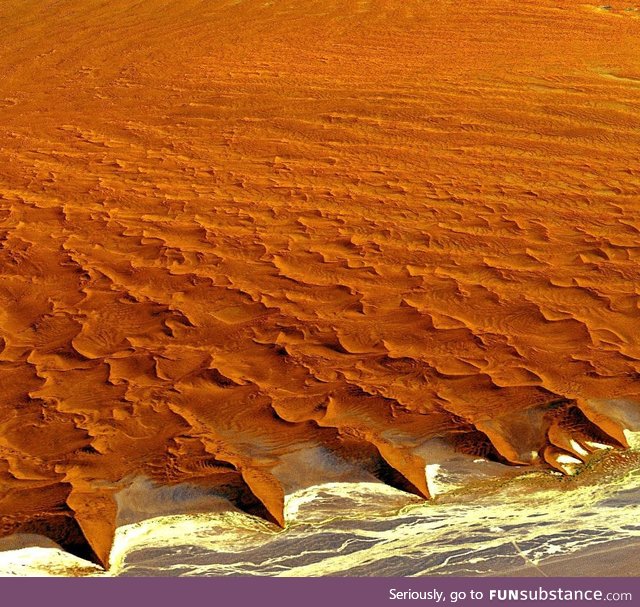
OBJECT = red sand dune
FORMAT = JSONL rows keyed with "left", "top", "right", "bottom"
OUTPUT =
{"left": 1, "top": 0, "right": 640, "bottom": 568}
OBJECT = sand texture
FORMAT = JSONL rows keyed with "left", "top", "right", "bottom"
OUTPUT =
{"left": 1, "top": 0, "right": 640, "bottom": 569}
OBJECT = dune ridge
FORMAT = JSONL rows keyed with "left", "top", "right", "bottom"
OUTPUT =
{"left": 1, "top": 0, "right": 640, "bottom": 568}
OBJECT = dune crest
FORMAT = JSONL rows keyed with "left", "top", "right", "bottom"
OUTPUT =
{"left": 1, "top": 0, "right": 640, "bottom": 568}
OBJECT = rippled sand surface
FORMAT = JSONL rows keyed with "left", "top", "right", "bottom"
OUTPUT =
{"left": 1, "top": 0, "right": 640, "bottom": 571}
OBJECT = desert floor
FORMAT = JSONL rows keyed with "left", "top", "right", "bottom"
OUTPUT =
{"left": 0, "top": 0, "right": 639, "bottom": 573}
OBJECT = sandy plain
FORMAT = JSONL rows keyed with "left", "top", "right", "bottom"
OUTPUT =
{"left": 0, "top": 0, "right": 640, "bottom": 571}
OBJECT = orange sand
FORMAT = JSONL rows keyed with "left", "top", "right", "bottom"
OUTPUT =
{"left": 1, "top": 0, "right": 640, "bottom": 568}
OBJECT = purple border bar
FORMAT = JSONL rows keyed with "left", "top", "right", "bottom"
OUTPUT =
{"left": 1, "top": 577, "right": 638, "bottom": 607}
